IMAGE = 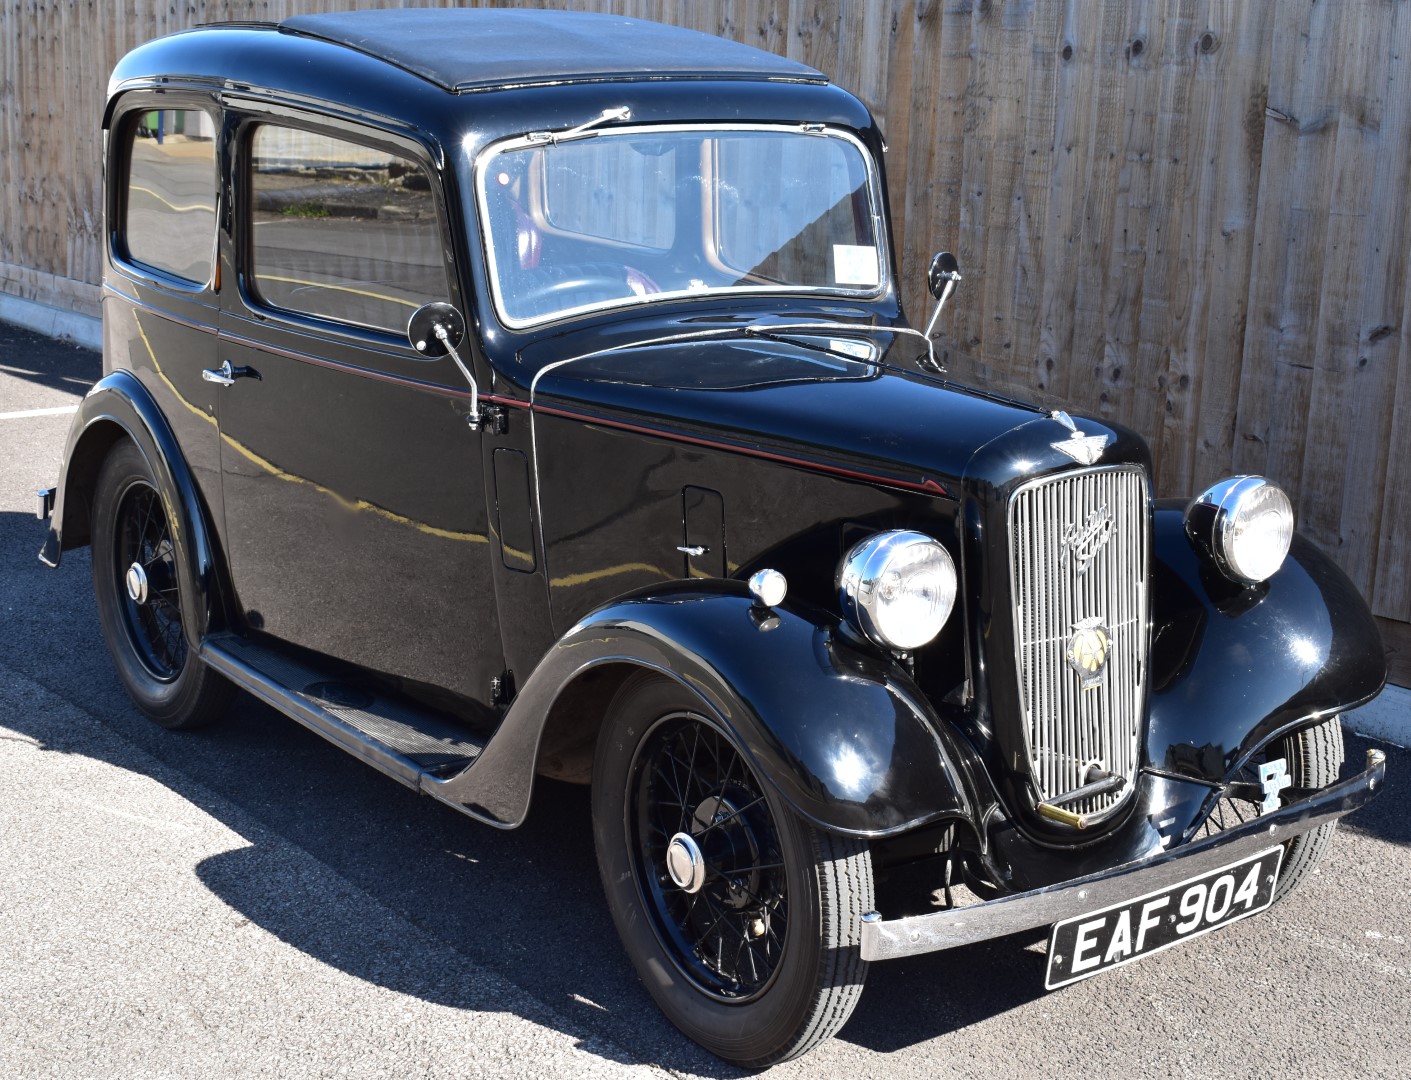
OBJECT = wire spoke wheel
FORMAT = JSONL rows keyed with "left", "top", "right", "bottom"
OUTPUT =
{"left": 1191, "top": 717, "right": 1344, "bottom": 902}
{"left": 114, "top": 480, "right": 186, "bottom": 680}
{"left": 91, "top": 441, "right": 230, "bottom": 730}
{"left": 631, "top": 712, "right": 788, "bottom": 1002}
{"left": 593, "top": 674, "right": 873, "bottom": 1067}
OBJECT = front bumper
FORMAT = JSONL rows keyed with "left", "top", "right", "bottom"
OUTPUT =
{"left": 860, "top": 747, "right": 1387, "bottom": 962}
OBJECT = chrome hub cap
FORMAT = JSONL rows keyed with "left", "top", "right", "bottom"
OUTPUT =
{"left": 665, "top": 831, "right": 705, "bottom": 893}
{"left": 125, "top": 562, "right": 149, "bottom": 605}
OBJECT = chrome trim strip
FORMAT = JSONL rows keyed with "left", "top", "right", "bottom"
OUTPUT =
{"left": 860, "top": 750, "right": 1387, "bottom": 962}
{"left": 453, "top": 73, "right": 829, "bottom": 94}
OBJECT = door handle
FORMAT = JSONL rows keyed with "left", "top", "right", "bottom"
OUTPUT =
{"left": 201, "top": 361, "right": 235, "bottom": 386}
{"left": 202, "top": 360, "right": 260, "bottom": 386}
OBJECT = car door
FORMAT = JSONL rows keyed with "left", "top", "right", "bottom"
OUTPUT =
{"left": 214, "top": 107, "right": 503, "bottom": 717}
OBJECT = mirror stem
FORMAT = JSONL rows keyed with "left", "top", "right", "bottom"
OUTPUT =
{"left": 435, "top": 322, "right": 482, "bottom": 430}
{"left": 921, "top": 272, "right": 960, "bottom": 373}
{"left": 924, "top": 273, "right": 958, "bottom": 341}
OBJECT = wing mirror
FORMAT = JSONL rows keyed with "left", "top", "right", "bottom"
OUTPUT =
{"left": 927, "top": 251, "right": 961, "bottom": 300}
{"left": 408, "top": 301, "right": 465, "bottom": 355}
{"left": 408, "top": 303, "right": 487, "bottom": 430}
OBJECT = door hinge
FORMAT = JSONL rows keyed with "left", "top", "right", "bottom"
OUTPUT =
{"left": 490, "top": 670, "right": 516, "bottom": 708}
{"left": 470, "top": 403, "right": 508, "bottom": 434}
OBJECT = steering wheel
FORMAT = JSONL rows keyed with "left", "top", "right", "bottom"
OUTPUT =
{"left": 515, "top": 265, "right": 661, "bottom": 317}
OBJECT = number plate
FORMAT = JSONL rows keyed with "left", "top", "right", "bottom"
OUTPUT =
{"left": 1045, "top": 846, "right": 1283, "bottom": 990}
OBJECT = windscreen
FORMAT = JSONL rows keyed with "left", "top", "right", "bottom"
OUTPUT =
{"left": 476, "top": 126, "right": 885, "bottom": 327}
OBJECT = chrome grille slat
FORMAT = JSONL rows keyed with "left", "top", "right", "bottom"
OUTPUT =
{"left": 1008, "top": 466, "right": 1149, "bottom": 818}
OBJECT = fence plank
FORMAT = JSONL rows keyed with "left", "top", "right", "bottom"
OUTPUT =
{"left": 1184, "top": 1, "right": 1274, "bottom": 494}
{"left": 1319, "top": 3, "right": 1411, "bottom": 599}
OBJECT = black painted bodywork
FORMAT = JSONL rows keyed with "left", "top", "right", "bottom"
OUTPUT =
{"left": 43, "top": 12, "right": 1386, "bottom": 900}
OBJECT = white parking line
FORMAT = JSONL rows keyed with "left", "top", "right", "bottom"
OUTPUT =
{"left": 0, "top": 404, "right": 79, "bottom": 420}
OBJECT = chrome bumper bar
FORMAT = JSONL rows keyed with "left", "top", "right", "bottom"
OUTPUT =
{"left": 860, "top": 748, "right": 1387, "bottom": 962}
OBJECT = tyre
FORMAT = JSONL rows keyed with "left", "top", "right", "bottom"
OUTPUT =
{"left": 1193, "top": 716, "right": 1344, "bottom": 902}
{"left": 591, "top": 673, "right": 872, "bottom": 1068}
{"left": 91, "top": 440, "right": 231, "bottom": 729}
{"left": 1271, "top": 717, "right": 1344, "bottom": 900}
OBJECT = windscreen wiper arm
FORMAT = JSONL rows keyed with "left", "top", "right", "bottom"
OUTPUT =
{"left": 744, "top": 322, "right": 944, "bottom": 373}
{"left": 526, "top": 106, "right": 632, "bottom": 145}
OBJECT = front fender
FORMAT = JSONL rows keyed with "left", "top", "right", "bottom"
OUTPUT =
{"left": 39, "top": 370, "right": 221, "bottom": 650}
{"left": 1146, "top": 501, "right": 1385, "bottom": 783}
{"left": 429, "top": 582, "right": 983, "bottom": 837}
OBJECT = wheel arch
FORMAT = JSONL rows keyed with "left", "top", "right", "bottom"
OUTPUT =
{"left": 534, "top": 661, "right": 640, "bottom": 784}
{"left": 432, "top": 582, "right": 985, "bottom": 838}
{"left": 1146, "top": 500, "right": 1386, "bottom": 785}
{"left": 40, "top": 370, "right": 226, "bottom": 648}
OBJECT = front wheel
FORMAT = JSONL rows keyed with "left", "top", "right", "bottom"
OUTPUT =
{"left": 591, "top": 674, "right": 872, "bottom": 1068}
{"left": 90, "top": 441, "right": 230, "bottom": 729}
{"left": 1271, "top": 717, "right": 1345, "bottom": 900}
{"left": 1194, "top": 716, "right": 1345, "bottom": 902}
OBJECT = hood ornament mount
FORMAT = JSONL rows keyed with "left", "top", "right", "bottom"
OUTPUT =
{"left": 1050, "top": 410, "right": 1110, "bottom": 466}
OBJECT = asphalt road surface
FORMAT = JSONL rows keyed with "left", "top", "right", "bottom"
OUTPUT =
{"left": 2, "top": 320, "right": 1408, "bottom": 1079}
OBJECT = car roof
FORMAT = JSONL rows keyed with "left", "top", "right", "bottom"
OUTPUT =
{"left": 278, "top": 9, "right": 827, "bottom": 94}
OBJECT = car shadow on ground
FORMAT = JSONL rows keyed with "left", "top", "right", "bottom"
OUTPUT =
{"left": 0, "top": 660, "right": 1047, "bottom": 1074}
{"left": 0, "top": 323, "right": 99, "bottom": 398}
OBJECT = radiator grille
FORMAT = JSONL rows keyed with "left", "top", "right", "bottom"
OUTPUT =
{"left": 1008, "top": 466, "right": 1149, "bottom": 818}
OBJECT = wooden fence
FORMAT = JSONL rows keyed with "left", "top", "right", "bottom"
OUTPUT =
{"left": 6, "top": 0, "right": 1411, "bottom": 668}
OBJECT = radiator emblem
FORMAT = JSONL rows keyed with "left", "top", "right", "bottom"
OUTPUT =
{"left": 1050, "top": 410, "right": 1110, "bottom": 465}
{"left": 1061, "top": 505, "right": 1114, "bottom": 574}
{"left": 1066, "top": 617, "right": 1111, "bottom": 689}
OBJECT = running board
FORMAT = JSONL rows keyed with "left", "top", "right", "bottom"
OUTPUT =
{"left": 200, "top": 634, "right": 485, "bottom": 793}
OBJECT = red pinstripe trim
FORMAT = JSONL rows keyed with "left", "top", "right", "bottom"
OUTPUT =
{"left": 532, "top": 402, "right": 950, "bottom": 497}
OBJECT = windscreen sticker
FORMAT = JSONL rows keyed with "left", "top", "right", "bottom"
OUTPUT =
{"left": 834, "top": 244, "right": 880, "bottom": 287}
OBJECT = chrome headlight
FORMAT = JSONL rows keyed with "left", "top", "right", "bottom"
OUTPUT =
{"left": 837, "top": 530, "right": 957, "bottom": 651}
{"left": 1184, "top": 476, "right": 1294, "bottom": 584}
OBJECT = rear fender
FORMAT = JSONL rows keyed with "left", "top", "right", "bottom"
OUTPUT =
{"left": 1146, "top": 502, "right": 1385, "bottom": 784}
{"left": 39, "top": 370, "right": 222, "bottom": 649}
{"left": 428, "top": 582, "right": 985, "bottom": 837}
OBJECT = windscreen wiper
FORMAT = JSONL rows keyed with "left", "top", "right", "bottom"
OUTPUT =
{"left": 526, "top": 106, "right": 632, "bottom": 145}
{"left": 744, "top": 322, "right": 943, "bottom": 373}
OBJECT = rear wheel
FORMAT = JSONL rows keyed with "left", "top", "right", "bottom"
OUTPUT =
{"left": 592, "top": 674, "right": 872, "bottom": 1068}
{"left": 91, "top": 441, "right": 230, "bottom": 729}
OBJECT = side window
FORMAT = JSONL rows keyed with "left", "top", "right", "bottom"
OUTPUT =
{"left": 249, "top": 125, "right": 444, "bottom": 333}
{"left": 122, "top": 109, "right": 218, "bottom": 285}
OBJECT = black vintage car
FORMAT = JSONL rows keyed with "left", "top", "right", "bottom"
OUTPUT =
{"left": 38, "top": 9, "right": 1388, "bottom": 1067}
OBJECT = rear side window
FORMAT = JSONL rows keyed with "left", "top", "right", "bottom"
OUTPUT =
{"left": 122, "top": 109, "right": 218, "bottom": 285}
{"left": 249, "top": 125, "right": 444, "bottom": 333}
